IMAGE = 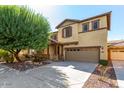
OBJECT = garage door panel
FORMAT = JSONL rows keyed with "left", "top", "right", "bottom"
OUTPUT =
{"left": 111, "top": 49, "right": 124, "bottom": 61}
{"left": 65, "top": 47, "right": 99, "bottom": 62}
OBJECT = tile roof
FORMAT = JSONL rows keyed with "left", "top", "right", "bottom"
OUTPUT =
{"left": 108, "top": 40, "right": 124, "bottom": 47}
{"left": 56, "top": 11, "right": 112, "bottom": 29}
{"left": 56, "top": 19, "right": 80, "bottom": 29}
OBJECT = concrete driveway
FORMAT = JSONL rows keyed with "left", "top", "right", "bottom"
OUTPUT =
{"left": 112, "top": 61, "right": 124, "bottom": 88}
{"left": 0, "top": 61, "right": 97, "bottom": 88}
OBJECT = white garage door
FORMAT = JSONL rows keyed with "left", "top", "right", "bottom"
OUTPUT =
{"left": 65, "top": 47, "right": 100, "bottom": 62}
{"left": 111, "top": 49, "right": 124, "bottom": 61}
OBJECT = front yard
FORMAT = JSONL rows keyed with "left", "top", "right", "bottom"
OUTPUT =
{"left": 0, "top": 60, "right": 121, "bottom": 88}
{"left": 0, "top": 61, "right": 97, "bottom": 88}
{"left": 83, "top": 61, "right": 118, "bottom": 88}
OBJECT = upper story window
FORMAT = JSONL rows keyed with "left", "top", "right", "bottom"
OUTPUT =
{"left": 92, "top": 20, "right": 99, "bottom": 30}
{"left": 62, "top": 26, "right": 72, "bottom": 38}
{"left": 82, "top": 23, "right": 89, "bottom": 32}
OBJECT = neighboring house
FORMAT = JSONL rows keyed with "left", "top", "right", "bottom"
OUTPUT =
{"left": 108, "top": 40, "right": 124, "bottom": 61}
{"left": 44, "top": 11, "right": 112, "bottom": 63}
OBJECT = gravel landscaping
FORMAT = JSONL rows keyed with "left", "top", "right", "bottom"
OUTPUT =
{"left": 83, "top": 61, "right": 118, "bottom": 88}
{"left": 1, "top": 61, "right": 51, "bottom": 71}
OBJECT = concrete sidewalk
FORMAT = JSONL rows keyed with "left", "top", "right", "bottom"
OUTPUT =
{"left": 112, "top": 61, "right": 124, "bottom": 88}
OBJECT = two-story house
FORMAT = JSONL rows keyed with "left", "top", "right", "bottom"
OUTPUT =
{"left": 45, "top": 11, "right": 111, "bottom": 63}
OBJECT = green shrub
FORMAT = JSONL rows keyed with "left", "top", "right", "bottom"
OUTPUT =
{"left": 0, "top": 49, "right": 14, "bottom": 63}
{"left": 99, "top": 60, "right": 108, "bottom": 66}
{"left": 32, "top": 54, "right": 48, "bottom": 62}
{"left": 0, "top": 49, "right": 9, "bottom": 57}
{"left": 32, "top": 56, "right": 43, "bottom": 62}
{"left": 3, "top": 54, "right": 14, "bottom": 63}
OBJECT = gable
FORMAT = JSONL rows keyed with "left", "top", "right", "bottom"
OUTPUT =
{"left": 56, "top": 11, "right": 111, "bottom": 30}
{"left": 56, "top": 19, "right": 80, "bottom": 28}
{"left": 59, "top": 21, "right": 75, "bottom": 27}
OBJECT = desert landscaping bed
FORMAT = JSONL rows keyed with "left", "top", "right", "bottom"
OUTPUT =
{"left": 83, "top": 61, "right": 118, "bottom": 88}
{"left": 1, "top": 61, "right": 50, "bottom": 71}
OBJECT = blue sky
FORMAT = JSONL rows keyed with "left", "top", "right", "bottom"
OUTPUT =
{"left": 29, "top": 5, "right": 124, "bottom": 41}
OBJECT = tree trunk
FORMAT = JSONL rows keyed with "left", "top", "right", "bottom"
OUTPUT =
{"left": 14, "top": 49, "right": 22, "bottom": 62}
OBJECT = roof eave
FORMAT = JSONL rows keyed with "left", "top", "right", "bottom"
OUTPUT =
{"left": 56, "top": 11, "right": 112, "bottom": 30}
{"left": 56, "top": 19, "right": 80, "bottom": 29}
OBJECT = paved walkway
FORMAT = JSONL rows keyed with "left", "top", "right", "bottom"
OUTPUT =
{"left": 0, "top": 61, "right": 97, "bottom": 88}
{"left": 112, "top": 61, "right": 124, "bottom": 88}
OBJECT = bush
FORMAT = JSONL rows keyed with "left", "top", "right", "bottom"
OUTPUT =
{"left": 22, "top": 54, "right": 31, "bottom": 61}
{"left": 3, "top": 54, "right": 14, "bottom": 63}
{"left": 23, "top": 54, "right": 30, "bottom": 58}
{"left": 99, "top": 60, "right": 108, "bottom": 66}
{"left": 0, "top": 49, "right": 14, "bottom": 63}
{"left": 0, "top": 49, "right": 9, "bottom": 62}
{"left": 32, "top": 54, "right": 48, "bottom": 62}
{"left": 0, "top": 49, "right": 9, "bottom": 57}
{"left": 32, "top": 56, "right": 44, "bottom": 62}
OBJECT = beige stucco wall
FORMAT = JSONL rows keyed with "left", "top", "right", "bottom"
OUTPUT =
{"left": 79, "top": 16, "right": 108, "bottom": 60}
{"left": 49, "top": 45, "right": 54, "bottom": 59}
{"left": 79, "top": 30, "right": 108, "bottom": 60}
{"left": 50, "top": 15, "right": 109, "bottom": 60}
{"left": 43, "top": 48, "right": 48, "bottom": 54}
{"left": 78, "top": 16, "right": 107, "bottom": 32}
{"left": 49, "top": 45, "right": 58, "bottom": 60}
{"left": 63, "top": 29, "right": 108, "bottom": 60}
{"left": 58, "top": 23, "right": 79, "bottom": 43}
{"left": 57, "top": 16, "right": 107, "bottom": 43}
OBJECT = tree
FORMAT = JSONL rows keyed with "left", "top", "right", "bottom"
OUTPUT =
{"left": 0, "top": 6, "right": 51, "bottom": 62}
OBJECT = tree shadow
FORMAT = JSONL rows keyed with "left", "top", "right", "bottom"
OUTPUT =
{"left": 0, "top": 62, "right": 69, "bottom": 88}
{"left": 23, "top": 65, "right": 70, "bottom": 88}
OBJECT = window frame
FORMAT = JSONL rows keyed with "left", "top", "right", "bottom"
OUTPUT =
{"left": 92, "top": 20, "right": 100, "bottom": 30}
{"left": 62, "top": 26, "right": 72, "bottom": 38}
{"left": 82, "top": 22, "right": 89, "bottom": 32}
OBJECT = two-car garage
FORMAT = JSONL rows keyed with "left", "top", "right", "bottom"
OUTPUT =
{"left": 108, "top": 40, "right": 124, "bottom": 61}
{"left": 109, "top": 48, "right": 124, "bottom": 61}
{"left": 65, "top": 47, "right": 100, "bottom": 63}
